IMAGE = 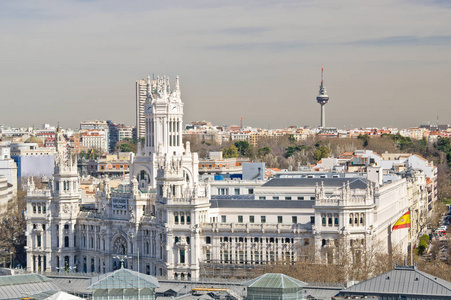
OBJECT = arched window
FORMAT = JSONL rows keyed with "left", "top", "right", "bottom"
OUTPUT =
{"left": 349, "top": 213, "right": 353, "bottom": 225}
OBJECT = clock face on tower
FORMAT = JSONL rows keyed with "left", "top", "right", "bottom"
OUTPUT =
{"left": 170, "top": 104, "right": 177, "bottom": 112}
{"left": 146, "top": 104, "right": 152, "bottom": 113}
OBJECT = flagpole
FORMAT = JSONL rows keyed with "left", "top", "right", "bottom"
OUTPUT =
{"left": 410, "top": 226, "right": 413, "bottom": 266}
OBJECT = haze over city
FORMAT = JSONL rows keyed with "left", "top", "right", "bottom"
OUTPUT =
{"left": 1, "top": 0, "right": 451, "bottom": 129}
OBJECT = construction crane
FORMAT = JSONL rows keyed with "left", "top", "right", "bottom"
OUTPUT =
{"left": 240, "top": 117, "right": 246, "bottom": 130}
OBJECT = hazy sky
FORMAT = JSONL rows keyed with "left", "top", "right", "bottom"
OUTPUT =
{"left": 1, "top": 0, "right": 451, "bottom": 129}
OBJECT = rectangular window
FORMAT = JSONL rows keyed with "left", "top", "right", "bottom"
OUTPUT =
{"left": 292, "top": 216, "right": 298, "bottom": 224}
{"left": 249, "top": 215, "right": 255, "bottom": 223}
{"left": 235, "top": 188, "right": 240, "bottom": 195}
{"left": 221, "top": 215, "right": 227, "bottom": 223}
{"left": 285, "top": 196, "right": 292, "bottom": 200}
{"left": 261, "top": 216, "right": 266, "bottom": 223}
{"left": 174, "top": 214, "right": 179, "bottom": 224}
{"left": 180, "top": 249, "right": 185, "bottom": 264}
{"left": 311, "top": 216, "right": 315, "bottom": 224}
{"left": 249, "top": 188, "right": 254, "bottom": 194}
{"left": 278, "top": 216, "right": 283, "bottom": 223}
{"left": 238, "top": 215, "right": 243, "bottom": 223}
{"left": 259, "top": 196, "right": 265, "bottom": 200}
{"left": 218, "top": 188, "right": 229, "bottom": 195}
{"left": 272, "top": 196, "right": 279, "bottom": 200}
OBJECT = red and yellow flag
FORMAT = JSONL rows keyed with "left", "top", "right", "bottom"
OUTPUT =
{"left": 392, "top": 211, "right": 411, "bottom": 230}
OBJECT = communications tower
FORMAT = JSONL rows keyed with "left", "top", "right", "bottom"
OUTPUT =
{"left": 316, "top": 67, "right": 329, "bottom": 128}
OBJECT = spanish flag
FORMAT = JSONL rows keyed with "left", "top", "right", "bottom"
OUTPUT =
{"left": 392, "top": 211, "right": 411, "bottom": 230}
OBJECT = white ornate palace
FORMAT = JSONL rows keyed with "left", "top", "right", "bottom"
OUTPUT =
{"left": 25, "top": 75, "right": 416, "bottom": 280}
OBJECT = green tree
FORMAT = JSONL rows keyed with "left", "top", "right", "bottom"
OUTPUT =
{"left": 234, "top": 141, "right": 250, "bottom": 156}
{"left": 437, "top": 137, "right": 451, "bottom": 153}
{"left": 357, "top": 134, "right": 370, "bottom": 148}
{"left": 115, "top": 138, "right": 138, "bottom": 153}
{"left": 222, "top": 145, "right": 239, "bottom": 158}
{"left": 313, "top": 145, "right": 330, "bottom": 161}
{"left": 257, "top": 147, "right": 271, "bottom": 157}
{"left": 285, "top": 145, "right": 309, "bottom": 158}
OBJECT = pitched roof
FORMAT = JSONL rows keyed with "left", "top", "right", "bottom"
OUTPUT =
{"left": 28, "top": 290, "right": 84, "bottom": 300}
{"left": 209, "top": 199, "right": 315, "bottom": 209}
{"left": 340, "top": 265, "right": 451, "bottom": 297}
{"left": 88, "top": 268, "right": 159, "bottom": 290}
{"left": 242, "top": 273, "right": 308, "bottom": 289}
{"left": 0, "top": 274, "right": 60, "bottom": 300}
{"left": 262, "top": 177, "right": 368, "bottom": 189}
{"left": 0, "top": 273, "right": 52, "bottom": 286}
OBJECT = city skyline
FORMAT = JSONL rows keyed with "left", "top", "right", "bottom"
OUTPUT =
{"left": 1, "top": 1, "right": 451, "bottom": 129}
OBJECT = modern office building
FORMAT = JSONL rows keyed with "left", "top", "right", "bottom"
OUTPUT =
{"left": 136, "top": 77, "right": 148, "bottom": 140}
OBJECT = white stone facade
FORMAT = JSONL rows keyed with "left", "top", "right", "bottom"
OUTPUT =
{"left": 26, "top": 76, "right": 415, "bottom": 280}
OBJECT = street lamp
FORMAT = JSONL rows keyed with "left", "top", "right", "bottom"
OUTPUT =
{"left": 113, "top": 255, "right": 131, "bottom": 269}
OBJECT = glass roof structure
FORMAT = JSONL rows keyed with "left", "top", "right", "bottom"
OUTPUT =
{"left": 0, "top": 273, "right": 52, "bottom": 286}
{"left": 243, "top": 273, "right": 308, "bottom": 290}
{"left": 242, "top": 274, "right": 308, "bottom": 300}
{"left": 88, "top": 268, "right": 159, "bottom": 290}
